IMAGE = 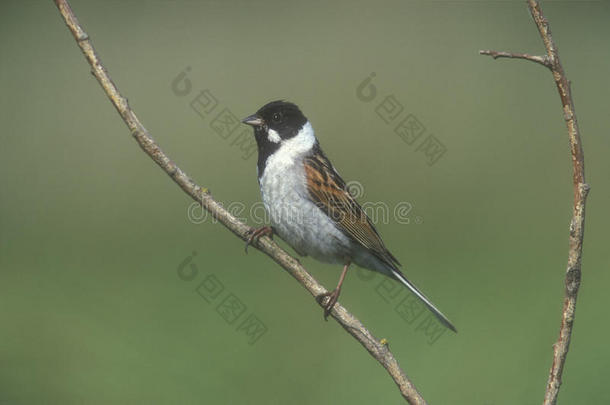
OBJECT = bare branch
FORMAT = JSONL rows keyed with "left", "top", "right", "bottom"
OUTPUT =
{"left": 479, "top": 50, "right": 550, "bottom": 68}
{"left": 52, "top": 0, "right": 427, "bottom": 403}
{"left": 526, "top": 1, "right": 589, "bottom": 403}
{"left": 481, "top": 1, "right": 589, "bottom": 404}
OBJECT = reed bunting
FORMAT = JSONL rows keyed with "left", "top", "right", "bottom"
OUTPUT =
{"left": 241, "top": 100, "right": 456, "bottom": 332}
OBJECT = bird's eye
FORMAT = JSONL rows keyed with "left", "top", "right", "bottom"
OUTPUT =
{"left": 272, "top": 112, "right": 281, "bottom": 123}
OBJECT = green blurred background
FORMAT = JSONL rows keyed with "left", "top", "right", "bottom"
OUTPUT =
{"left": 1, "top": 1, "right": 609, "bottom": 404}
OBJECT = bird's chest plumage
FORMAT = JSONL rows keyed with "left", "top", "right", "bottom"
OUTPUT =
{"left": 259, "top": 154, "right": 351, "bottom": 264}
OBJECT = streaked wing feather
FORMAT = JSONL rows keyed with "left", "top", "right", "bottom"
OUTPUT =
{"left": 303, "top": 147, "right": 400, "bottom": 268}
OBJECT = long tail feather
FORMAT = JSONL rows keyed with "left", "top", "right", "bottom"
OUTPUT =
{"left": 391, "top": 269, "right": 457, "bottom": 333}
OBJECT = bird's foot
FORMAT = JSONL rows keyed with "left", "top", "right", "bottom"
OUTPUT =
{"left": 244, "top": 226, "right": 273, "bottom": 253}
{"left": 317, "top": 288, "right": 341, "bottom": 321}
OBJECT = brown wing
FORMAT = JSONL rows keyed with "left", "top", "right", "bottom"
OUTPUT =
{"left": 303, "top": 146, "right": 400, "bottom": 269}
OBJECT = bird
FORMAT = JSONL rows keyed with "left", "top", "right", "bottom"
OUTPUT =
{"left": 241, "top": 100, "right": 456, "bottom": 332}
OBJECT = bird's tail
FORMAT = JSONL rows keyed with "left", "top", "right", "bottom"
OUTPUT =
{"left": 391, "top": 269, "right": 457, "bottom": 333}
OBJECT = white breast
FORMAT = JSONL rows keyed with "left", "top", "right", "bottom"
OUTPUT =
{"left": 258, "top": 122, "right": 352, "bottom": 263}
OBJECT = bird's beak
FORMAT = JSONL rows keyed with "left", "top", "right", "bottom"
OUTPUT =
{"left": 241, "top": 114, "right": 264, "bottom": 127}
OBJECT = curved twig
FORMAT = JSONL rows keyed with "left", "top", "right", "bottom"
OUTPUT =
{"left": 480, "top": 1, "right": 589, "bottom": 404}
{"left": 52, "top": 0, "right": 426, "bottom": 403}
{"left": 479, "top": 50, "right": 550, "bottom": 68}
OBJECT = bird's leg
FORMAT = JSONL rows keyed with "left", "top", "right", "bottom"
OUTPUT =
{"left": 317, "top": 261, "right": 350, "bottom": 320}
{"left": 244, "top": 226, "right": 273, "bottom": 253}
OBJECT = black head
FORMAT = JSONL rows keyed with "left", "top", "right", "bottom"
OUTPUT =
{"left": 242, "top": 100, "right": 308, "bottom": 140}
{"left": 242, "top": 100, "right": 309, "bottom": 175}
